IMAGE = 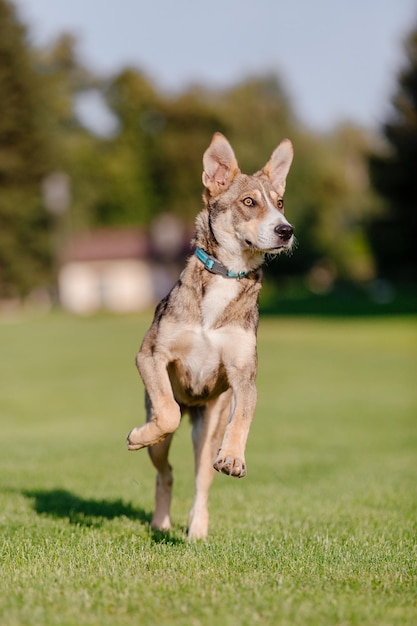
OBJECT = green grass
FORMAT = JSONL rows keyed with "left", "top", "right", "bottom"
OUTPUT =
{"left": 0, "top": 312, "right": 416, "bottom": 626}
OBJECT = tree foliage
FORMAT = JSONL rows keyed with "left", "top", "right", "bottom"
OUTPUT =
{"left": 0, "top": 0, "right": 392, "bottom": 299}
{"left": 368, "top": 26, "right": 417, "bottom": 282}
{"left": 0, "top": 2, "right": 97, "bottom": 296}
{"left": 0, "top": 0, "right": 53, "bottom": 296}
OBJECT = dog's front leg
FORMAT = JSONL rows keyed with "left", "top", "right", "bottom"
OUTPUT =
{"left": 213, "top": 373, "right": 257, "bottom": 478}
{"left": 127, "top": 350, "right": 181, "bottom": 451}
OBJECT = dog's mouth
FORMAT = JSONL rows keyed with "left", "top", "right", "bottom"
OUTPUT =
{"left": 244, "top": 239, "right": 292, "bottom": 253}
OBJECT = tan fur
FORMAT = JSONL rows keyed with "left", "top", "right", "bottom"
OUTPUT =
{"left": 127, "top": 132, "right": 294, "bottom": 539}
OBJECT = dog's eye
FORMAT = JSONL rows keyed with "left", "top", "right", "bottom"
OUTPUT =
{"left": 242, "top": 197, "right": 255, "bottom": 207}
{"left": 277, "top": 198, "right": 284, "bottom": 210}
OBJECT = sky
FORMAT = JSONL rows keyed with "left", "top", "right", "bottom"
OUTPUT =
{"left": 12, "top": 0, "right": 417, "bottom": 133}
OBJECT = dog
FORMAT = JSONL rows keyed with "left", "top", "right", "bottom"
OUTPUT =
{"left": 127, "top": 132, "right": 294, "bottom": 539}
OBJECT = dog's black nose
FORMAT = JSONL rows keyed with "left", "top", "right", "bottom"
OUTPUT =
{"left": 275, "top": 224, "right": 294, "bottom": 241}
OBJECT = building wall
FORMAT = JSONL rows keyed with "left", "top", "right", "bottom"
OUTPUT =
{"left": 59, "top": 259, "right": 154, "bottom": 314}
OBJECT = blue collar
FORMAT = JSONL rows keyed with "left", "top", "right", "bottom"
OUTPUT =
{"left": 195, "top": 247, "right": 249, "bottom": 279}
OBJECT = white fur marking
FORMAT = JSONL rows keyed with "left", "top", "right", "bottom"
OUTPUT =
{"left": 201, "top": 276, "right": 240, "bottom": 329}
{"left": 257, "top": 183, "right": 290, "bottom": 249}
{"left": 184, "top": 326, "right": 254, "bottom": 394}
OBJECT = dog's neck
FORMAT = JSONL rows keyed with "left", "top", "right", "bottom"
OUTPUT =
{"left": 193, "top": 208, "right": 265, "bottom": 277}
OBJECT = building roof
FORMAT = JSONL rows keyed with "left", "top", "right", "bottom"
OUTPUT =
{"left": 61, "top": 228, "right": 148, "bottom": 263}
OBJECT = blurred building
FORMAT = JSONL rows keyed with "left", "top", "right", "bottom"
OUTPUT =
{"left": 59, "top": 218, "right": 189, "bottom": 315}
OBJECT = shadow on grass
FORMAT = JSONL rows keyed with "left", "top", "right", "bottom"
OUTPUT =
{"left": 22, "top": 488, "right": 186, "bottom": 544}
{"left": 23, "top": 488, "right": 151, "bottom": 527}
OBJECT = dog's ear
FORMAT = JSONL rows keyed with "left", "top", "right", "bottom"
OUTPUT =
{"left": 263, "top": 139, "right": 294, "bottom": 195}
{"left": 202, "top": 133, "right": 240, "bottom": 196}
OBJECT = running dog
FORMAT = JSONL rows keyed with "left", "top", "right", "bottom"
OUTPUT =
{"left": 127, "top": 132, "right": 294, "bottom": 539}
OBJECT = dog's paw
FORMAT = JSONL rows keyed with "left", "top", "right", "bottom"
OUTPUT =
{"left": 126, "top": 427, "right": 146, "bottom": 451}
{"left": 151, "top": 515, "right": 172, "bottom": 532}
{"left": 213, "top": 452, "right": 246, "bottom": 478}
{"left": 188, "top": 509, "right": 209, "bottom": 540}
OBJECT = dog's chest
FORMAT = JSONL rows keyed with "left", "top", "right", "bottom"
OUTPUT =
{"left": 162, "top": 278, "right": 250, "bottom": 400}
{"left": 200, "top": 277, "right": 241, "bottom": 329}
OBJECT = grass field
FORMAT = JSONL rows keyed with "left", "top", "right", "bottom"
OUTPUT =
{"left": 0, "top": 312, "right": 416, "bottom": 626}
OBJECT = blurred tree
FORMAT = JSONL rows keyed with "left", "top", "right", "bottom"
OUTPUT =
{"left": 96, "top": 69, "right": 379, "bottom": 285}
{"left": 99, "top": 74, "right": 223, "bottom": 224}
{"left": 205, "top": 77, "right": 378, "bottom": 285}
{"left": 149, "top": 87, "right": 224, "bottom": 219}
{"left": 266, "top": 125, "right": 380, "bottom": 286}
{"left": 308, "top": 125, "right": 378, "bottom": 282}
{"left": 35, "top": 33, "right": 93, "bottom": 132}
{"left": 0, "top": 0, "right": 53, "bottom": 297}
{"left": 34, "top": 33, "right": 102, "bottom": 232}
{"left": 367, "top": 26, "right": 417, "bottom": 282}
{"left": 218, "top": 74, "right": 295, "bottom": 172}
{"left": 95, "top": 69, "right": 162, "bottom": 225}
{"left": 0, "top": 0, "right": 384, "bottom": 298}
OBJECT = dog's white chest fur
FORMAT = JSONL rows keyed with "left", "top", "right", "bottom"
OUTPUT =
{"left": 167, "top": 277, "right": 244, "bottom": 394}
{"left": 200, "top": 277, "right": 240, "bottom": 329}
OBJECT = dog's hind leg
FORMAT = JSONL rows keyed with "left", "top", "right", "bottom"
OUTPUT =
{"left": 140, "top": 391, "right": 175, "bottom": 531}
{"left": 188, "top": 390, "right": 232, "bottom": 539}
{"left": 148, "top": 434, "right": 174, "bottom": 531}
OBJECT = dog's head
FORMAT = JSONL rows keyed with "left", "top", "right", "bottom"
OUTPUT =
{"left": 202, "top": 133, "right": 294, "bottom": 257}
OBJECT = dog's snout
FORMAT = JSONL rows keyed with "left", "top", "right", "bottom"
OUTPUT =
{"left": 274, "top": 223, "right": 294, "bottom": 241}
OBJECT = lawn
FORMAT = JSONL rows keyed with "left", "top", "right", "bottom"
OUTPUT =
{"left": 0, "top": 312, "right": 416, "bottom": 626}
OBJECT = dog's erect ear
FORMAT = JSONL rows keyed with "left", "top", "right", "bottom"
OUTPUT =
{"left": 263, "top": 139, "right": 294, "bottom": 195}
{"left": 202, "top": 133, "right": 240, "bottom": 196}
